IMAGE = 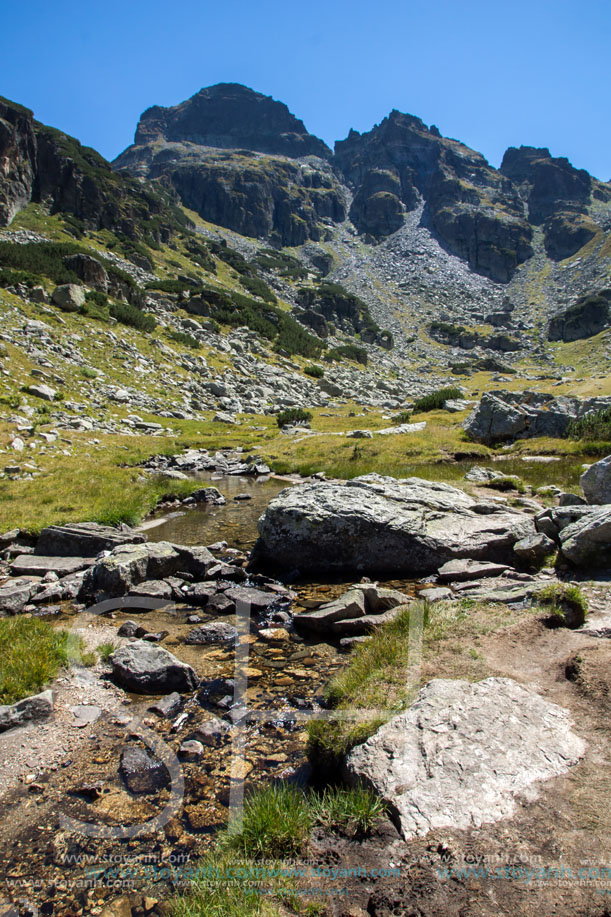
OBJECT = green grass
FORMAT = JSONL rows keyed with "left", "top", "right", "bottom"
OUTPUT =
{"left": 535, "top": 583, "right": 588, "bottom": 628}
{"left": 222, "top": 784, "right": 312, "bottom": 859}
{"left": 567, "top": 407, "right": 611, "bottom": 441}
{"left": 310, "top": 785, "right": 385, "bottom": 835}
{"left": 482, "top": 475, "right": 526, "bottom": 493}
{"left": 391, "top": 410, "right": 412, "bottom": 424}
{"left": 97, "top": 640, "right": 119, "bottom": 662}
{"left": 0, "top": 618, "right": 71, "bottom": 704}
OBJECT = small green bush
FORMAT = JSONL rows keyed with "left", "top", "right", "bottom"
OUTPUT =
{"left": 169, "top": 330, "right": 200, "bottom": 350}
{"left": 97, "top": 640, "right": 119, "bottom": 662}
{"left": 276, "top": 407, "right": 312, "bottom": 428}
{"left": 240, "top": 274, "right": 276, "bottom": 303}
{"left": 391, "top": 410, "right": 412, "bottom": 424}
{"left": 412, "top": 386, "right": 463, "bottom": 413}
{"left": 567, "top": 407, "right": 611, "bottom": 441}
{"left": 109, "top": 301, "right": 156, "bottom": 332}
{"left": 482, "top": 475, "right": 526, "bottom": 493}
{"left": 304, "top": 364, "right": 324, "bottom": 378}
{"left": 326, "top": 344, "right": 368, "bottom": 365}
{"left": 536, "top": 583, "right": 588, "bottom": 629}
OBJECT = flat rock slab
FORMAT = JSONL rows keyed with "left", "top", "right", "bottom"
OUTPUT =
{"left": 111, "top": 640, "right": 199, "bottom": 694}
{"left": 0, "top": 576, "right": 42, "bottom": 614}
{"left": 294, "top": 584, "right": 411, "bottom": 634}
{"left": 254, "top": 474, "right": 534, "bottom": 575}
{"left": 437, "top": 558, "right": 510, "bottom": 583}
{"left": 36, "top": 522, "right": 145, "bottom": 557}
{"left": 11, "top": 555, "right": 95, "bottom": 577}
{"left": 185, "top": 623, "right": 238, "bottom": 644}
{"left": 345, "top": 677, "right": 585, "bottom": 839}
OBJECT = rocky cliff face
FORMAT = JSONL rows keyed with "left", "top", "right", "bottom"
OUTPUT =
{"left": 0, "top": 97, "right": 188, "bottom": 244}
{"left": 334, "top": 111, "right": 534, "bottom": 282}
{"left": 0, "top": 97, "right": 37, "bottom": 225}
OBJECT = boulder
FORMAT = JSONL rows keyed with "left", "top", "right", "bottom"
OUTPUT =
{"left": 191, "top": 487, "right": 226, "bottom": 505}
{"left": 36, "top": 522, "right": 145, "bottom": 557}
{"left": 513, "top": 532, "right": 556, "bottom": 564}
{"left": 580, "top": 454, "right": 611, "bottom": 505}
{"left": 253, "top": 474, "right": 534, "bottom": 575}
{"left": 81, "top": 542, "right": 180, "bottom": 602}
{"left": 63, "top": 253, "right": 109, "bottom": 291}
{"left": 110, "top": 640, "right": 199, "bottom": 694}
{"left": 535, "top": 505, "right": 595, "bottom": 540}
{"left": 0, "top": 576, "right": 41, "bottom": 614}
{"left": 52, "top": 283, "right": 86, "bottom": 312}
{"left": 27, "top": 383, "right": 56, "bottom": 401}
{"left": 223, "top": 585, "right": 276, "bottom": 613}
{"left": 345, "top": 677, "right": 585, "bottom": 839}
{"left": 294, "top": 584, "right": 410, "bottom": 634}
{"left": 560, "top": 506, "right": 611, "bottom": 567}
{"left": 119, "top": 746, "right": 169, "bottom": 794}
{"left": 0, "top": 689, "right": 54, "bottom": 733}
{"left": 129, "top": 580, "right": 174, "bottom": 600}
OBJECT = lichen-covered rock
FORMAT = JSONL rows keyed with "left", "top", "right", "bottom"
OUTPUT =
{"left": 253, "top": 474, "right": 534, "bottom": 575}
{"left": 345, "top": 677, "right": 585, "bottom": 839}
{"left": 560, "top": 506, "right": 611, "bottom": 567}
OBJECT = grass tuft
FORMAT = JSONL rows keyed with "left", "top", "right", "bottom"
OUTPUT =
{"left": 0, "top": 617, "right": 70, "bottom": 704}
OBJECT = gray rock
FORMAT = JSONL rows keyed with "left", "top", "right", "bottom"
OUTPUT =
{"left": 437, "top": 558, "right": 509, "bottom": 582}
{"left": 36, "top": 522, "right": 145, "bottom": 557}
{"left": 185, "top": 622, "right": 238, "bottom": 644}
{"left": 52, "top": 283, "right": 86, "bottom": 312}
{"left": 464, "top": 465, "right": 504, "bottom": 483}
{"left": 418, "top": 586, "right": 454, "bottom": 602}
{"left": 513, "top": 532, "right": 556, "bottom": 564}
{"left": 194, "top": 717, "right": 230, "bottom": 746}
{"left": 206, "top": 593, "right": 236, "bottom": 615}
{"left": 560, "top": 506, "right": 611, "bottom": 567}
{"left": 580, "top": 454, "right": 611, "bottom": 505}
{"left": 129, "top": 579, "right": 174, "bottom": 600}
{"left": 191, "top": 487, "right": 226, "bottom": 505}
{"left": 463, "top": 394, "right": 527, "bottom": 444}
{"left": 179, "top": 739, "right": 204, "bottom": 760}
{"left": 184, "top": 582, "right": 218, "bottom": 606}
{"left": 224, "top": 585, "right": 275, "bottom": 613}
{"left": 294, "top": 584, "right": 409, "bottom": 634}
{"left": 254, "top": 474, "right": 534, "bottom": 575}
{"left": 0, "top": 689, "right": 54, "bottom": 733}
{"left": 535, "top": 506, "right": 595, "bottom": 540}
{"left": 119, "top": 746, "right": 169, "bottom": 794}
{"left": 345, "top": 677, "right": 585, "bottom": 839}
{"left": 80, "top": 542, "right": 180, "bottom": 601}
{"left": 0, "top": 576, "right": 41, "bottom": 614}
{"left": 10, "top": 555, "right": 95, "bottom": 577}
{"left": 558, "top": 492, "right": 588, "bottom": 506}
{"left": 148, "top": 692, "right": 182, "bottom": 718}
{"left": 118, "top": 620, "right": 139, "bottom": 637}
{"left": 111, "top": 640, "right": 199, "bottom": 694}
{"left": 27, "top": 383, "right": 56, "bottom": 401}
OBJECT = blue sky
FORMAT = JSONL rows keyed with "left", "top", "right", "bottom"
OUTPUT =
{"left": 1, "top": 0, "right": 610, "bottom": 178}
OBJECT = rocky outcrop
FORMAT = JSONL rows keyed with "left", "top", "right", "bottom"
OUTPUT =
{"left": 253, "top": 474, "right": 534, "bottom": 575}
{"left": 548, "top": 290, "right": 611, "bottom": 342}
{"left": 130, "top": 83, "right": 331, "bottom": 159}
{"left": 345, "top": 678, "right": 585, "bottom": 840}
{"left": 36, "top": 522, "right": 145, "bottom": 557}
{"left": 464, "top": 390, "right": 611, "bottom": 443}
{"left": 293, "top": 584, "right": 410, "bottom": 635}
{"left": 335, "top": 110, "right": 533, "bottom": 281}
{"left": 500, "top": 146, "right": 592, "bottom": 224}
{"left": 581, "top": 454, "right": 611, "bottom": 504}
{"left": 0, "top": 96, "right": 36, "bottom": 225}
{"left": 543, "top": 212, "right": 598, "bottom": 260}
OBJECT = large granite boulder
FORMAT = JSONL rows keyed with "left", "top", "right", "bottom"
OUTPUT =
{"left": 559, "top": 506, "right": 611, "bottom": 567}
{"left": 111, "top": 641, "right": 198, "bottom": 694}
{"left": 345, "top": 677, "right": 585, "bottom": 839}
{"left": 464, "top": 390, "right": 611, "bottom": 444}
{"left": 580, "top": 454, "right": 611, "bottom": 505}
{"left": 253, "top": 474, "right": 534, "bottom": 575}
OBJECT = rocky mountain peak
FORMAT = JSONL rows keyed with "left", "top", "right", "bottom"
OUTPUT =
{"left": 132, "top": 82, "right": 331, "bottom": 159}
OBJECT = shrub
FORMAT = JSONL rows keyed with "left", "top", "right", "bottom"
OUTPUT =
{"left": 411, "top": 386, "right": 463, "bottom": 413}
{"left": 391, "top": 410, "right": 412, "bottom": 424}
{"left": 252, "top": 248, "right": 308, "bottom": 280}
{"left": 567, "top": 407, "right": 611, "bottom": 441}
{"left": 169, "top": 330, "right": 200, "bottom": 350}
{"left": 326, "top": 344, "right": 368, "bottom": 365}
{"left": 109, "top": 301, "right": 156, "bottom": 332}
{"left": 482, "top": 475, "right": 526, "bottom": 493}
{"left": 97, "top": 640, "right": 119, "bottom": 662}
{"left": 276, "top": 407, "right": 312, "bottom": 428}
{"left": 240, "top": 274, "right": 276, "bottom": 303}
{"left": 304, "top": 364, "right": 324, "bottom": 378}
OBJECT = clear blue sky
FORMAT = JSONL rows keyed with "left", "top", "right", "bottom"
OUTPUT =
{"left": 1, "top": 0, "right": 610, "bottom": 179}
